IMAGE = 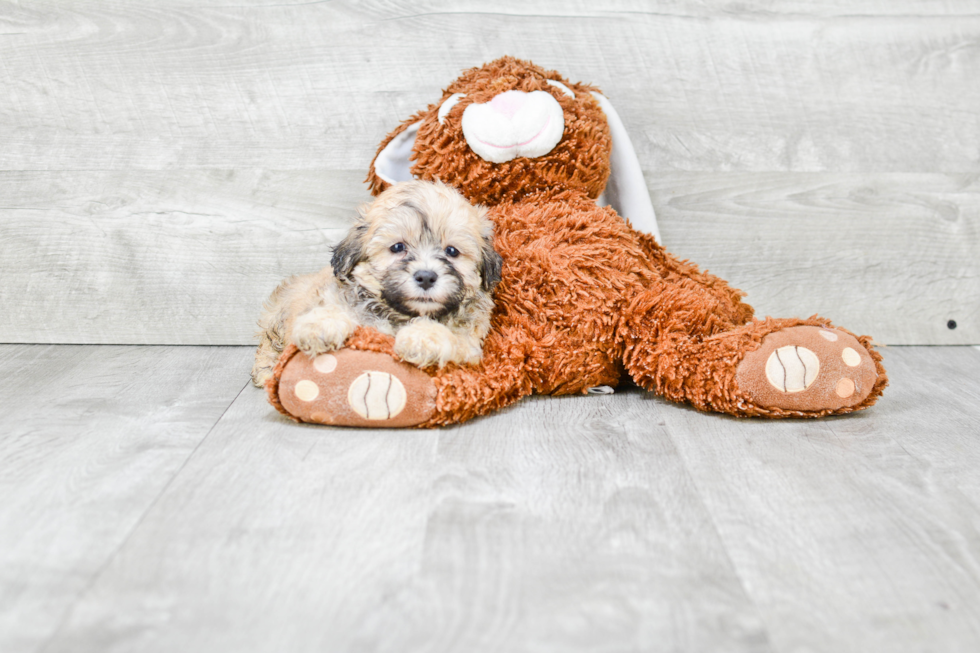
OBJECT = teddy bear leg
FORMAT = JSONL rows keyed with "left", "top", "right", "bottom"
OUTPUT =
{"left": 622, "top": 288, "right": 886, "bottom": 417}
{"left": 420, "top": 349, "right": 536, "bottom": 427}
{"left": 733, "top": 322, "right": 886, "bottom": 415}
{"left": 266, "top": 328, "right": 533, "bottom": 428}
{"left": 268, "top": 345, "right": 439, "bottom": 427}
{"left": 635, "top": 232, "right": 755, "bottom": 328}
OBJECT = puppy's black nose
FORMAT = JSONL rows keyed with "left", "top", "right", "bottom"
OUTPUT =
{"left": 413, "top": 270, "right": 438, "bottom": 290}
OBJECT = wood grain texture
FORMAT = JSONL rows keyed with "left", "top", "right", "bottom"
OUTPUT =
{"left": 653, "top": 172, "right": 980, "bottom": 345}
{"left": 659, "top": 345, "right": 980, "bottom": 653}
{"left": 0, "top": 344, "right": 253, "bottom": 653}
{"left": 2, "top": 1, "right": 979, "bottom": 172}
{"left": 0, "top": 169, "right": 369, "bottom": 344}
{"left": 1, "top": 170, "right": 974, "bottom": 345}
{"left": 38, "top": 383, "right": 771, "bottom": 653}
{"left": 1, "top": 0, "right": 977, "bottom": 345}
{"left": 4, "top": 344, "right": 979, "bottom": 652}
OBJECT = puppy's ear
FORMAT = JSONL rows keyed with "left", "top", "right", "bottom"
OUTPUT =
{"left": 331, "top": 222, "right": 368, "bottom": 281}
{"left": 479, "top": 240, "right": 503, "bottom": 293}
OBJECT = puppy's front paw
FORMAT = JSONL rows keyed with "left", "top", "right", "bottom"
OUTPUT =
{"left": 251, "top": 365, "right": 273, "bottom": 388}
{"left": 291, "top": 309, "right": 356, "bottom": 357}
{"left": 395, "top": 321, "right": 464, "bottom": 368}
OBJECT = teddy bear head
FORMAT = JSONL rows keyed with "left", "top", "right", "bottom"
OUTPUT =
{"left": 368, "top": 57, "right": 614, "bottom": 206}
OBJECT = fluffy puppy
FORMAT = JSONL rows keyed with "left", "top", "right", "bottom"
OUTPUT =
{"left": 251, "top": 180, "right": 502, "bottom": 387}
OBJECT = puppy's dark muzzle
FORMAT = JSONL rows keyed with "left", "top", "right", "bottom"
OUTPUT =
{"left": 413, "top": 270, "right": 438, "bottom": 290}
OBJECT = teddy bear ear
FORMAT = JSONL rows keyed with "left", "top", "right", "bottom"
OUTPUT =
{"left": 367, "top": 121, "right": 421, "bottom": 194}
{"left": 590, "top": 92, "right": 662, "bottom": 244}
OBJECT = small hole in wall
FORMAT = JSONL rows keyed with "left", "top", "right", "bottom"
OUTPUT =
{"left": 947, "top": 320, "right": 957, "bottom": 330}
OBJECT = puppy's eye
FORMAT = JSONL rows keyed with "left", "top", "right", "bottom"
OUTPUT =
{"left": 445, "top": 246, "right": 460, "bottom": 258}
{"left": 390, "top": 242, "right": 406, "bottom": 253}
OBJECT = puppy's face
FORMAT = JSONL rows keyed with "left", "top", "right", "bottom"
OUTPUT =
{"left": 331, "top": 180, "right": 502, "bottom": 320}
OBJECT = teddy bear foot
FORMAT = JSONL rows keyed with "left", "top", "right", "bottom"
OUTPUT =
{"left": 735, "top": 326, "right": 881, "bottom": 415}
{"left": 269, "top": 346, "right": 437, "bottom": 427}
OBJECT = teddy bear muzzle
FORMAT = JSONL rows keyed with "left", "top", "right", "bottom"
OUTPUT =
{"left": 461, "top": 90, "right": 565, "bottom": 163}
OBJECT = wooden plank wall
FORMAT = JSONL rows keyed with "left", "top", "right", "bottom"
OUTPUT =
{"left": 1, "top": 0, "right": 977, "bottom": 345}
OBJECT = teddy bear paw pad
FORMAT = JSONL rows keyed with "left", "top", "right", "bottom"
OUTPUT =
{"left": 347, "top": 371, "right": 408, "bottom": 420}
{"left": 736, "top": 326, "right": 878, "bottom": 413}
{"left": 278, "top": 349, "right": 436, "bottom": 427}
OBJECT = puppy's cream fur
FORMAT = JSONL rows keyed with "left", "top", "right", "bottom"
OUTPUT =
{"left": 251, "top": 180, "right": 502, "bottom": 387}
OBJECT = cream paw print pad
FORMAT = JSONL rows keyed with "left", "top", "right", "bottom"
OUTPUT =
{"left": 347, "top": 371, "right": 408, "bottom": 421}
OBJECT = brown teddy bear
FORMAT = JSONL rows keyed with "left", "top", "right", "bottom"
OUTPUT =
{"left": 266, "top": 57, "right": 887, "bottom": 427}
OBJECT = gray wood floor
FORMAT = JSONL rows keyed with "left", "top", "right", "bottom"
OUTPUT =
{"left": 2, "top": 345, "right": 979, "bottom": 652}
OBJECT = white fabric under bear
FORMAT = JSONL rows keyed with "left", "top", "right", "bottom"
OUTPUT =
{"left": 373, "top": 122, "right": 418, "bottom": 185}
{"left": 589, "top": 92, "right": 660, "bottom": 242}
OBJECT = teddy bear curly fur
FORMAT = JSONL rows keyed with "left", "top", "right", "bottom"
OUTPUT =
{"left": 265, "top": 56, "right": 887, "bottom": 427}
